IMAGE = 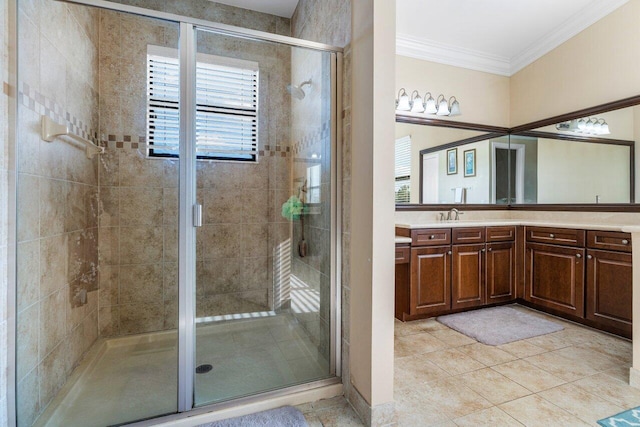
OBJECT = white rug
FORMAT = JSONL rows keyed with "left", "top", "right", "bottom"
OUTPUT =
{"left": 437, "top": 306, "right": 564, "bottom": 346}
{"left": 197, "top": 406, "right": 308, "bottom": 427}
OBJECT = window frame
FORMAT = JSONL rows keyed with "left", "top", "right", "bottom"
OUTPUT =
{"left": 146, "top": 45, "right": 260, "bottom": 162}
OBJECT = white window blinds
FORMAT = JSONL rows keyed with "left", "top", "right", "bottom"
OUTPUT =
{"left": 395, "top": 135, "right": 411, "bottom": 203}
{"left": 147, "top": 45, "right": 259, "bottom": 161}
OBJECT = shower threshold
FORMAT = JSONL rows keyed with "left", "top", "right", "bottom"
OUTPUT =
{"left": 34, "top": 313, "right": 329, "bottom": 427}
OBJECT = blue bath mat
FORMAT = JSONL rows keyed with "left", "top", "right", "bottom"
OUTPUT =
{"left": 598, "top": 406, "right": 640, "bottom": 426}
{"left": 197, "top": 406, "right": 308, "bottom": 427}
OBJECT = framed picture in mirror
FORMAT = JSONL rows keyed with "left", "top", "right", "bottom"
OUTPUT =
{"left": 447, "top": 148, "right": 457, "bottom": 175}
{"left": 464, "top": 148, "right": 476, "bottom": 177}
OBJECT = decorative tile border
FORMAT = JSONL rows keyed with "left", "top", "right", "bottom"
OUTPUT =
{"left": 14, "top": 80, "right": 296, "bottom": 158}
{"left": 292, "top": 120, "right": 331, "bottom": 155}
{"left": 18, "top": 82, "right": 99, "bottom": 143}
{"left": 101, "top": 137, "right": 291, "bottom": 158}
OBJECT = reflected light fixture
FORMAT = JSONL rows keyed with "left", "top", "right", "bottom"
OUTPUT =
{"left": 396, "top": 88, "right": 411, "bottom": 111}
{"left": 410, "top": 90, "right": 425, "bottom": 113}
{"left": 556, "top": 116, "right": 611, "bottom": 135}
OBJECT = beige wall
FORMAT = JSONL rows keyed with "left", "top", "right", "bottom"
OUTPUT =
{"left": 536, "top": 138, "right": 630, "bottom": 204}
{"left": 396, "top": 56, "right": 510, "bottom": 128}
{"left": 350, "top": 0, "right": 396, "bottom": 424}
{"left": 510, "top": 1, "right": 640, "bottom": 127}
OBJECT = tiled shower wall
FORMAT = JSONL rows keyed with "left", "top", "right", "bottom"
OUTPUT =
{"left": 15, "top": 1, "right": 100, "bottom": 425}
{"left": 290, "top": 0, "right": 352, "bottom": 409}
{"left": 96, "top": 4, "right": 294, "bottom": 337}
{"left": 288, "top": 45, "right": 332, "bottom": 359}
{"left": 95, "top": 10, "right": 181, "bottom": 337}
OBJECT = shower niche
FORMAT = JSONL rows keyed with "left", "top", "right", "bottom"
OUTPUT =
{"left": 15, "top": 1, "right": 341, "bottom": 426}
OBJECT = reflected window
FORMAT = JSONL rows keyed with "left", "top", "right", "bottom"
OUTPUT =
{"left": 395, "top": 135, "right": 411, "bottom": 203}
{"left": 146, "top": 45, "right": 259, "bottom": 161}
{"left": 306, "top": 164, "right": 321, "bottom": 204}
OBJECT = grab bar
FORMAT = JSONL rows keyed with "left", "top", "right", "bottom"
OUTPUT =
{"left": 40, "top": 115, "right": 104, "bottom": 159}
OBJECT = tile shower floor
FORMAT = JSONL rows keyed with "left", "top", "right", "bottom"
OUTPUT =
{"left": 35, "top": 314, "right": 328, "bottom": 427}
{"left": 299, "top": 305, "right": 636, "bottom": 426}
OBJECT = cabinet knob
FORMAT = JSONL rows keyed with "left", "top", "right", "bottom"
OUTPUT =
{"left": 550, "top": 234, "right": 555, "bottom": 238}
{"left": 576, "top": 253, "right": 582, "bottom": 258}
{"left": 587, "top": 254, "right": 593, "bottom": 259}
{"left": 447, "top": 250, "right": 452, "bottom": 255}
{"left": 488, "top": 247, "right": 492, "bottom": 252}
{"left": 481, "top": 248, "right": 485, "bottom": 253}
{"left": 622, "top": 239, "right": 629, "bottom": 245}
{"left": 430, "top": 235, "right": 435, "bottom": 239}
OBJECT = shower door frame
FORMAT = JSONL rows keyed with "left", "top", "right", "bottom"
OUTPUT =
{"left": 40, "top": 0, "right": 344, "bottom": 421}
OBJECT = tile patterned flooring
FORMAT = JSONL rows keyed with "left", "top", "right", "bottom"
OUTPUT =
{"left": 302, "top": 305, "right": 636, "bottom": 426}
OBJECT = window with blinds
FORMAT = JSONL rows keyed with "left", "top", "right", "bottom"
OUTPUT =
{"left": 147, "top": 45, "right": 259, "bottom": 161}
{"left": 395, "top": 136, "right": 411, "bottom": 203}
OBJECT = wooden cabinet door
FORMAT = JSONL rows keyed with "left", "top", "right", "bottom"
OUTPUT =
{"left": 525, "top": 243, "right": 585, "bottom": 317}
{"left": 451, "top": 244, "right": 485, "bottom": 310}
{"left": 410, "top": 246, "right": 451, "bottom": 316}
{"left": 586, "top": 249, "right": 632, "bottom": 337}
{"left": 486, "top": 241, "right": 516, "bottom": 304}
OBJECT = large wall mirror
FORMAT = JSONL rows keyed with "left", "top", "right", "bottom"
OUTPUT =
{"left": 395, "top": 99, "right": 639, "bottom": 209}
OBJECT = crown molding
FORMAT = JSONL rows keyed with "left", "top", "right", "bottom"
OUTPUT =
{"left": 397, "top": 0, "right": 629, "bottom": 77}
{"left": 396, "top": 33, "right": 512, "bottom": 76}
{"left": 509, "top": 0, "right": 629, "bottom": 75}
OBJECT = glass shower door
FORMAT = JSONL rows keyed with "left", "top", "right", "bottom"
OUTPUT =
{"left": 190, "top": 27, "right": 336, "bottom": 407}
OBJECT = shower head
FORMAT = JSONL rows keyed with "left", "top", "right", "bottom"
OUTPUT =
{"left": 287, "top": 79, "right": 312, "bottom": 100}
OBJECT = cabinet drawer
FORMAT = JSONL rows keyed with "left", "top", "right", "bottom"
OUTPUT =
{"left": 411, "top": 228, "right": 451, "bottom": 246}
{"left": 395, "top": 245, "right": 410, "bottom": 264}
{"left": 586, "top": 230, "right": 632, "bottom": 253}
{"left": 526, "top": 226, "right": 585, "bottom": 247}
{"left": 452, "top": 227, "right": 485, "bottom": 245}
{"left": 486, "top": 226, "right": 516, "bottom": 242}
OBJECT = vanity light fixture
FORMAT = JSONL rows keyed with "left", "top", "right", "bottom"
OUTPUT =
{"left": 449, "top": 96, "right": 461, "bottom": 117}
{"left": 396, "top": 89, "right": 461, "bottom": 117}
{"left": 424, "top": 93, "right": 437, "bottom": 114}
{"left": 556, "top": 116, "right": 611, "bottom": 135}
{"left": 396, "top": 88, "right": 411, "bottom": 111}
{"left": 436, "top": 94, "right": 450, "bottom": 116}
{"left": 410, "top": 90, "right": 425, "bottom": 113}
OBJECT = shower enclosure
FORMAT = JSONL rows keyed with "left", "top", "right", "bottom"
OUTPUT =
{"left": 14, "top": 1, "right": 341, "bottom": 425}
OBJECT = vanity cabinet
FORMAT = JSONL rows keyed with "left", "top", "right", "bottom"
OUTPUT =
{"left": 395, "top": 244, "right": 411, "bottom": 320}
{"left": 525, "top": 227, "right": 586, "bottom": 317}
{"left": 410, "top": 246, "right": 451, "bottom": 316}
{"left": 451, "top": 243, "right": 485, "bottom": 310}
{"left": 524, "top": 227, "right": 632, "bottom": 338}
{"left": 525, "top": 241, "right": 585, "bottom": 318}
{"left": 486, "top": 241, "right": 516, "bottom": 304}
{"left": 395, "top": 226, "right": 516, "bottom": 320}
{"left": 397, "top": 224, "right": 631, "bottom": 337}
{"left": 586, "top": 231, "right": 632, "bottom": 337}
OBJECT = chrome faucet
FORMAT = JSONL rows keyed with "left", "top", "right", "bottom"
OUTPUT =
{"left": 447, "top": 208, "right": 462, "bottom": 221}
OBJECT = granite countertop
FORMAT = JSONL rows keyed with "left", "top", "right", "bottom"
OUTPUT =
{"left": 395, "top": 220, "right": 635, "bottom": 232}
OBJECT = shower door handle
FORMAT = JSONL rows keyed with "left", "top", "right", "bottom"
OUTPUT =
{"left": 193, "top": 203, "right": 203, "bottom": 227}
